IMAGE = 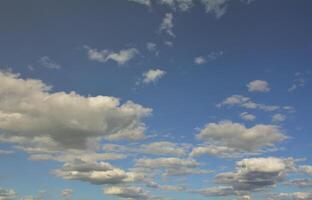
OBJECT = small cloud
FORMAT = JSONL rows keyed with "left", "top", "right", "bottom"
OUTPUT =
{"left": 195, "top": 51, "right": 223, "bottom": 65}
{"left": 128, "top": 0, "right": 151, "bottom": 7}
{"left": 288, "top": 72, "right": 308, "bottom": 92}
{"left": 272, "top": 114, "right": 286, "bottom": 123}
{"left": 164, "top": 41, "right": 174, "bottom": 47}
{"left": 85, "top": 46, "right": 139, "bottom": 65}
{"left": 160, "top": 13, "right": 175, "bottom": 37}
{"left": 200, "top": 0, "right": 229, "bottom": 18}
{"left": 247, "top": 80, "right": 270, "bottom": 93}
{"left": 38, "top": 56, "right": 61, "bottom": 69}
{"left": 240, "top": 112, "right": 256, "bottom": 121}
{"left": 146, "top": 42, "right": 159, "bottom": 55}
{"left": 142, "top": 69, "right": 166, "bottom": 84}
{"left": 61, "top": 188, "right": 73, "bottom": 200}
{"left": 194, "top": 56, "right": 206, "bottom": 65}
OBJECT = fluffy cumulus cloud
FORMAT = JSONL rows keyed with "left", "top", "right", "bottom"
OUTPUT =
{"left": 193, "top": 121, "right": 287, "bottom": 157}
{"left": 194, "top": 157, "right": 295, "bottom": 197}
{"left": 0, "top": 72, "right": 151, "bottom": 150}
{"left": 142, "top": 69, "right": 166, "bottom": 84}
{"left": 247, "top": 80, "right": 271, "bottom": 92}
{"left": 160, "top": 13, "right": 175, "bottom": 37}
{"left": 85, "top": 46, "right": 139, "bottom": 65}
{"left": 0, "top": 188, "right": 16, "bottom": 200}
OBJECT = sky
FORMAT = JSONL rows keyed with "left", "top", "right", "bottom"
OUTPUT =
{"left": 0, "top": 0, "right": 312, "bottom": 200}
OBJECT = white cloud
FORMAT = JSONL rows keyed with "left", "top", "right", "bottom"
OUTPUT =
{"left": 247, "top": 80, "right": 271, "bottom": 92}
{"left": 104, "top": 186, "right": 151, "bottom": 200}
{"left": 160, "top": 13, "right": 175, "bottom": 37}
{"left": 128, "top": 0, "right": 151, "bottom": 7}
{"left": 143, "top": 69, "right": 166, "bottom": 84}
{"left": 201, "top": 0, "right": 229, "bottom": 18}
{"left": 158, "top": 0, "right": 194, "bottom": 11}
{"left": 299, "top": 165, "right": 312, "bottom": 175}
{"left": 194, "top": 157, "right": 295, "bottom": 197}
{"left": 37, "top": 56, "right": 61, "bottom": 69}
{"left": 134, "top": 157, "right": 211, "bottom": 176}
{"left": 286, "top": 179, "right": 312, "bottom": 188}
{"left": 54, "top": 160, "right": 138, "bottom": 185}
{"left": 218, "top": 95, "right": 280, "bottom": 112}
{"left": 0, "top": 71, "right": 151, "bottom": 149}
{"left": 196, "top": 121, "right": 287, "bottom": 154}
{"left": 240, "top": 112, "right": 256, "bottom": 121}
{"left": 85, "top": 46, "right": 139, "bottom": 65}
{"left": 272, "top": 114, "right": 286, "bottom": 123}
{"left": 267, "top": 192, "right": 312, "bottom": 200}
{"left": 194, "top": 56, "right": 206, "bottom": 65}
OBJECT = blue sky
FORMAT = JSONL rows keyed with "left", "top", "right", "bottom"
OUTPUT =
{"left": 0, "top": 0, "right": 312, "bottom": 200}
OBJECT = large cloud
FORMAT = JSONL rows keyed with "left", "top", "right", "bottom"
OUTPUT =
{"left": 192, "top": 121, "right": 287, "bottom": 157}
{"left": 0, "top": 72, "right": 151, "bottom": 149}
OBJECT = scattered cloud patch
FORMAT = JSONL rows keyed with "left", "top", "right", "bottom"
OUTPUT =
{"left": 61, "top": 189, "right": 73, "bottom": 200}
{"left": 272, "top": 114, "right": 286, "bottom": 123}
{"left": 142, "top": 69, "right": 166, "bottom": 84}
{"left": 247, "top": 80, "right": 270, "bottom": 93}
{"left": 160, "top": 13, "right": 175, "bottom": 37}
{"left": 128, "top": 0, "right": 151, "bottom": 7}
{"left": 85, "top": 46, "right": 139, "bottom": 65}
{"left": 194, "top": 56, "right": 206, "bottom": 65}
{"left": 289, "top": 72, "right": 308, "bottom": 92}
{"left": 37, "top": 56, "right": 61, "bottom": 69}
{"left": 240, "top": 112, "right": 256, "bottom": 121}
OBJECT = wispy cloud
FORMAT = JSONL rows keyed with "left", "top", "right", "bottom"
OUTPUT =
{"left": 85, "top": 46, "right": 139, "bottom": 65}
